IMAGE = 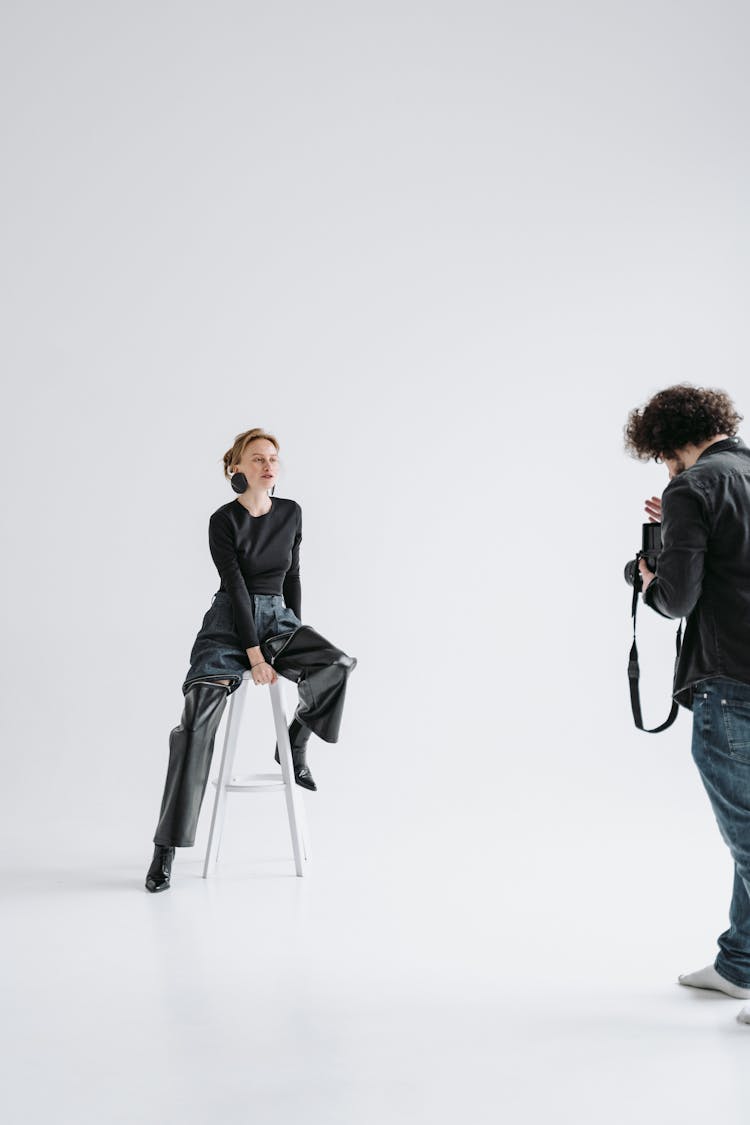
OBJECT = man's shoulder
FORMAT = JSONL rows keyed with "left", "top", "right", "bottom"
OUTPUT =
{"left": 661, "top": 473, "right": 712, "bottom": 522}
{"left": 686, "top": 445, "right": 750, "bottom": 493}
{"left": 663, "top": 473, "right": 702, "bottom": 499}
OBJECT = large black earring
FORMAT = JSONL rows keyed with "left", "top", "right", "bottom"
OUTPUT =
{"left": 270, "top": 483, "right": 276, "bottom": 496}
{"left": 230, "top": 472, "right": 248, "bottom": 494}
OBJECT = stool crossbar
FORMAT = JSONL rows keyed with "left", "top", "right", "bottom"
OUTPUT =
{"left": 202, "top": 670, "right": 310, "bottom": 877}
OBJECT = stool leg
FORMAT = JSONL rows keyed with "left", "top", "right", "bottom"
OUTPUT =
{"left": 202, "top": 677, "right": 248, "bottom": 878}
{"left": 269, "top": 679, "right": 308, "bottom": 876}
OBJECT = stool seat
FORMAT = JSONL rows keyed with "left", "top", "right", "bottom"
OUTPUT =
{"left": 202, "top": 672, "right": 310, "bottom": 878}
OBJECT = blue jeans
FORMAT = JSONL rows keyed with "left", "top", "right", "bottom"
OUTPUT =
{"left": 691, "top": 675, "right": 750, "bottom": 988}
{"left": 182, "top": 591, "right": 302, "bottom": 695}
{"left": 181, "top": 590, "right": 356, "bottom": 742}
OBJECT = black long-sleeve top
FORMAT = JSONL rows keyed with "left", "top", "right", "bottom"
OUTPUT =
{"left": 642, "top": 436, "right": 750, "bottom": 709}
{"left": 208, "top": 496, "right": 302, "bottom": 649}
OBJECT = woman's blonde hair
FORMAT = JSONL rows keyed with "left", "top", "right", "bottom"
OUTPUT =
{"left": 222, "top": 428, "right": 280, "bottom": 480}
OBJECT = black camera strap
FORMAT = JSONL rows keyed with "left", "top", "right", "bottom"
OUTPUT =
{"left": 628, "top": 581, "right": 682, "bottom": 732}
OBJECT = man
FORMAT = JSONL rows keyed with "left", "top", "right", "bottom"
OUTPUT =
{"left": 624, "top": 383, "right": 750, "bottom": 1024}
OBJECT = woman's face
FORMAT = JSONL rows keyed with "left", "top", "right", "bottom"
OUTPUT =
{"left": 233, "top": 439, "right": 279, "bottom": 490}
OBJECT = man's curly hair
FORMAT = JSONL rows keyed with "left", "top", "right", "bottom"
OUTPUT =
{"left": 624, "top": 383, "right": 743, "bottom": 461}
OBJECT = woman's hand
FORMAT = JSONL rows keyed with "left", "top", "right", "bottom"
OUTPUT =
{"left": 250, "top": 659, "right": 277, "bottom": 685}
{"left": 644, "top": 496, "right": 662, "bottom": 523}
{"left": 246, "top": 645, "right": 277, "bottom": 684}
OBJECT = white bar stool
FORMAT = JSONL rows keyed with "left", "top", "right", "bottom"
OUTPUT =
{"left": 202, "top": 670, "right": 310, "bottom": 878}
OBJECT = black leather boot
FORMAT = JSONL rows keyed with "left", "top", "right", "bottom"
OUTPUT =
{"left": 274, "top": 716, "right": 317, "bottom": 791}
{"left": 145, "top": 844, "right": 175, "bottom": 892}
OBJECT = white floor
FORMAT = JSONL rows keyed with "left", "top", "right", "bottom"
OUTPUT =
{"left": 3, "top": 794, "right": 750, "bottom": 1125}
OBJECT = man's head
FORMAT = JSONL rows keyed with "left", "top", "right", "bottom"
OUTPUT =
{"left": 624, "top": 384, "right": 742, "bottom": 477}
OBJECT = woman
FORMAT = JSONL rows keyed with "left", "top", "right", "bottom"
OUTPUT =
{"left": 145, "top": 427, "right": 358, "bottom": 893}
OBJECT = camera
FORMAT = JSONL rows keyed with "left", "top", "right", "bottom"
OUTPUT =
{"left": 624, "top": 523, "right": 662, "bottom": 590}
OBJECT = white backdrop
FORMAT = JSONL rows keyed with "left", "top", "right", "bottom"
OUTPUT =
{"left": 2, "top": 0, "right": 750, "bottom": 1100}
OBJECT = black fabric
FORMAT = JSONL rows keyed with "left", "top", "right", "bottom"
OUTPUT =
{"left": 628, "top": 576, "right": 682, "bottom": 732}
{"left": 642, "top": 435, "right": 750, "bottom": 710}
{"left": 182, "top": 592, "right": 303, "bottom": 697}
{"left": 261, "top": 625, "right": 357, "bottom": 744}
{"left": 153, "top": 628, "right": 357, "bottom": 847}
{"left": 208, "top": 497, "right": 302, "bottom": 649}
{"left": 153, "top": 680, "right": 229, "bottom": 847}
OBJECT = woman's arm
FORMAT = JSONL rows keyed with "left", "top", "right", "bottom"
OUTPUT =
{"left": 282, "top": 502, "right": 302, "bottom": 618}
{"left": 208, "top": 509, "right": 260, "bottom": 650}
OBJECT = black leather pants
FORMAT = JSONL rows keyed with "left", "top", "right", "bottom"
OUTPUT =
{"left": 261, "top": 624, "right": 357, "bottom": 744}
{"left": 153, "top": 626, "right": 356, "bottom": 848}
{"left": 152, "top": 680, "right": 229, "bottom": 848}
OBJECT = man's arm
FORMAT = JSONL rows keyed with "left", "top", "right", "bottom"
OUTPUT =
{"left": 642, "top": 477, "right": 710, "bottom": 619}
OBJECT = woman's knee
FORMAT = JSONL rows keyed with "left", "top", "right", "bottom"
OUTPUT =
{"left": 180, "top": 679, "right": 231, "bottom": 731}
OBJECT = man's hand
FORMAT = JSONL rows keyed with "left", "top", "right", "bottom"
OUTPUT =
{"left": 639, "top": 496, "right": 661, "bottom": 592}
{"left": 638, "top": 557, "right": 656, "bottom": 592}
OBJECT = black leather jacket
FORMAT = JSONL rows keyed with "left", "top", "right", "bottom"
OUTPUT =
{"left": 643, "top": 435, "right": 750, "bottom": 710}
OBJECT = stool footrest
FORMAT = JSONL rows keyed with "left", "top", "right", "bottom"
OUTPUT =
{"left": 211, "top": 772, "right": 286, "bottom": 792}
